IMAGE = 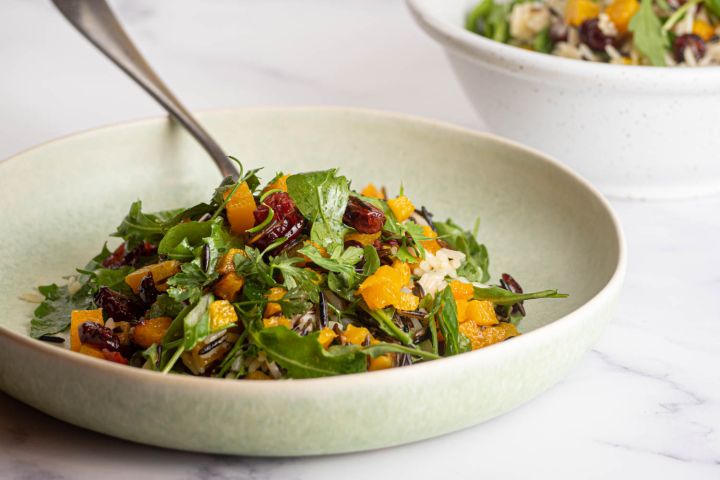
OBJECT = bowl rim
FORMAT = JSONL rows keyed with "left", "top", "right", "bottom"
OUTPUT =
{"left": 406, "top": 0, "right": 720, "bottom": 85}
{"left": 0, "top": 106, "right": 627, "bottom": 392}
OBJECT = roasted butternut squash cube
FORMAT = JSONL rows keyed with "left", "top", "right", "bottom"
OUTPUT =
{"left": 125, "top": 260, "right": 181, "bottom": 293}
{"left": 224, "top": 182, "right": 257, "bottom": 234}
{"left": 132, "top": 316, "right": 172, "bottom": 348}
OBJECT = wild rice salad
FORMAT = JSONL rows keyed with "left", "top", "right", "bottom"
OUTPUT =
{"left": 29, "top": 160, "right": 565, "bottom": 379}
{"left": 466, "top": 0, "right": 720, "bottom": 66}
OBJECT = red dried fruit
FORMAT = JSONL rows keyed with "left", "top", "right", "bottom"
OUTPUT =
{"left": 94, "top": 287, "right": 141, "bottom": 323}
{"left": 137, "top": 273, "right": 158, "bottom": 306}
{"left": 79, "top": 321, "right": 120, "bottom": 351}
{"left": 579, "top": 18, "right": 612, "bottom": 51}
{"left": 343, "top": 196, "right": 385, "bottom": 234}
{"left": 102, "top": 241, "right": 157, "bottom": 269}
{"left": 673, "top": 34, "right": 706, "bottom": 62}
{"left": 102, "top": 349, "right": 128, "bottom": 364}
{"left": 252, "top": 192, "right": 306, "bottom": 252}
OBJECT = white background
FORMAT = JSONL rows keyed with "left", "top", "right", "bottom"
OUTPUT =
{"left": 1, "top": 1, "right": 719, "bottom": 479}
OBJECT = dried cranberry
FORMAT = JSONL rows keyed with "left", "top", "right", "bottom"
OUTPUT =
{"left": 94, "top": 287, "right": 141, "bottom": 323}
{"left": 673, "top": 34, "right": 706, "bottom": 62}
{"left": 137, "top": 273, "right": 157, "bottom": 306}
{"left": 499, "top": 273, "right": 526, "bottom": 316}
{"left": 579, "top": 18, "right": 612, "bottom": 51}
{"left": 343, "top": 196, "right": 385, "bottom": 234}
{"left": 102, "top": 242, "right": 157, "bottom": 269}
{"left": 79, "top": 321, "right": 120, "bottom": 351}
{"left": 550, "top": 23, "right": 568, "bottom": 43}
{"left": 252, "top": 192, "right": 306, "bottom": 252}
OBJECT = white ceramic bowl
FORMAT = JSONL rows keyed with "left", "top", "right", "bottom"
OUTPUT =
{"left": 0, "top": 108, "right": 625, "bottom": 455}
{"left": 407, "top": 0, "right": 720, "bottom": 199}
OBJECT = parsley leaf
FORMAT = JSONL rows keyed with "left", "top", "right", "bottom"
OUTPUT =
{"left": 629, "top": 0, "right": 669, "bottom": 66}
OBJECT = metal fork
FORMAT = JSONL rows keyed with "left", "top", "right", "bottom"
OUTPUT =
{"left": 52, "top": 0, "right": 239, "bottom": 178}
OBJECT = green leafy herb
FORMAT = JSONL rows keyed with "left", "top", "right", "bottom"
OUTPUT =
{"left": 473, "top": 286, "right": 568, "bottom": 305}
{"left": 435, "top": 218, "right": 490, "bottom": 283}
{"left": 249, "top": 323, "right": 367, "bottom": 378}
{"left": 361, "top": 342, "right": 440, "bottom": 360}
{"left": 286, "top": 169, "right": 350, "bottom": 251}
{"left": 157, "top": 222, "right": 213, "bottom": 261}
{"left": 705, "top": 0, "right": 720, "bottom": 17}
{"left": 466, "top": 0, "right": 494, "bottom": 32}
{"left": 112, "top": 201, "right": 184, "bottom": 247}
{"left": 362, "top": 244, "right": 380, "bottom": 276}
{"left": 436, "top": 286, "right": 463, "bottom": 356}
{"left": 629, "top": 0, "right": 669, "bottom": 66}
{"left": 146, "top": 294, "right": 185, "bottom": 319}
{"left": 533, "top": 27, "right": 552, "bottom": 54}
{"left": 183, "top": 294, "right": 213, "bottom": 350}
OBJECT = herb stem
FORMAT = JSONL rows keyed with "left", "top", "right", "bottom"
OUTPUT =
{"left": 162, "top": 345, "right": 185, "bottom": 374}
{"left": 662, "top": 0, "right": 700, "bottom": 31}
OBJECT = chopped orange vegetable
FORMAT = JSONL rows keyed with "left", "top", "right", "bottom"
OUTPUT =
{"left": 455, "top": 299, "right": 469, "bottom": 324}
{"left": 78, "top": 344, "right": 105, "bottom": 359}
{"left": 245, "top": 371, "right": 272, "bottom": 380}
{"left": 369, "top": 354, "right": 394, "bottom": 371}
{"left": 465, "top": 300, "right": 498, "bottom": 326}
{"left": 209, "top": 300, "right": 238, "bottom": 331}
{"left": 264, "top": 287, "right": 286, "bottom": 317}
{"left": 317, "top": 327, "right": 337, "bottom": 349}
{"left": 70, "top": 309, "right": 103, "bottom": 352}
{"left": 459, "top": 322, "right": 519, "bottom": 350}
{"left": 565, "top": 0, "right": 600, "bottom": 27}
{"left": 264, "top": 174, "right": 289, "bottom": 193}
{"left": 357, "top": 262, "right": 419, "bottom": 311}
{"left": 420, "top": 225, "right": 441, "bottom": 255}
{"left": 605, "top": 0, "right": 639, "bottom": 33}
{"left": 263, "top": 316, "right": 293, "bottom": 329}
{"left": 132, "top": 316, "right": 172, "bottom": 348}
{"left": 344, "top": 231, "right": 381, "bottom": 246}
{"left": 213, "top": 272, "right": 245, "bottom": 301}
{"left": 224, "top": 182, "right": 257, "bottom": 234}
{"left": 387, "top": 195, "right": 415, "bottom": 222}
{"left": 693, "top": 20, "right": 715, "bottom": 41}
{"left": 345, "top": 324, "right": 370, "bottom": 345}
{"left": 216, "top": 248, "right": 246, "bottom": 275}
{"left": 301, "top": 240, "right": 328, "bottom": 263}
{"left": 449, "top": 280, "right": 474, "bottom": 302}
{"left": 125, "top": 260, "right": 181, "bottom": 293}
{"left": 361, "top": 183, "right": 384, "bottom": 199}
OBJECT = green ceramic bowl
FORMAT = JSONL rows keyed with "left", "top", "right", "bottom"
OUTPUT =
{"left": 0, "top": 108, "right": 625, "bottom": 456}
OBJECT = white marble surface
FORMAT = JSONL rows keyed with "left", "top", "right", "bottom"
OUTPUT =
{"left": 1, "top": 0, "right": 719, "bottom": 478}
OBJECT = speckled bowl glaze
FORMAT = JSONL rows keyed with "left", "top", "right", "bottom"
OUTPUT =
{"left": 407, "top": 0, "right": 720, "bottom": 199}
{"left": 0, "top": 108, "right": 625, "bottom": 456}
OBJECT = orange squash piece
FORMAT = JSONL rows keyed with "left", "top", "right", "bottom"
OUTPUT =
{"left": 209, "top": 300, "right": 238, "bottom": 331}
{"left": 460, "top": 322, "right": 519, "bottom": 350}
{"left": 693, "top": 20, "right": 715, "bottom": 41}
{"left": 125, "top": 260, "right": 181, "bottom": 293}
{"left": 449, "top": 280, "right": 474, "bottom": 302}
{"left": 264, "top": 174, "right": 289, "bottom": 193}
{"left": 216, "top": 248, "right": 246, "bottom": 275}
{"left": 345, "top": 324, "right": 371, "bottom": 345}
{"left": 361, "top": 183, "right": 384, "bottom": 199}
{"left": 387, "top": 195, "right": 415, "bottom": 222}
{"left": 224, "top": 182, "right": 257, "bottom": 234}
{"left": 466, "top": 300, "right": 498, "bottom": 326}
{"left": 565, "top": 0, "right": 600, "bottom": 27}
{"left": 369, "top": 354, "right": 394, "bottom": 371}
{"left": 264, "top": 287, "right": 286, "bottom": 317}
{"left": 245, "top": 371, "right": 272, "bottom": 380}
{"left": 78, "top": 344, "right": 105, "bottom": 359}
{"left": 70, "top": 309, "right": 104, "bottom": 352}
{"left": 344, "top": 231, "right": 381, "bottom": 246}
{"left": 214, "top": 272, "right": 245, "bottom": 301}
{"left": 420, "top": 226, "right": 441, "bottom": 255}
{"left": 357, "top": 262, "right": 419, "bottom": 311}
{"left": 317, "top": 327, "right": 337, "bottom": 348}
{"left": 263, "top": 316, "right": 293, "bottom": 329}
{"left": 605, "top": 0, "right": 639, "bottom": 34}
{"left": 132, "top": 316, "right": 172, "bottom": 348}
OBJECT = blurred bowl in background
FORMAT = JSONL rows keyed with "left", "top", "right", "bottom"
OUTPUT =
{"left": 407, "top": 0, "right": 720, "bottom": 199}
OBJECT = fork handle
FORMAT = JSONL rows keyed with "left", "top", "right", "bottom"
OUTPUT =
{"left": 52, "top": 0, "right": 238, "bottom": 178}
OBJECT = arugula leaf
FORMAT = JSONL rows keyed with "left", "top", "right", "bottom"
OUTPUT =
{"left": 146, "top": 294, "right": 185, "bottom": 319}
{"left": 249, "top": 324, "right": 367, "bottom": 378}
{"left": 286, "top": 169, "right": 350, "bottom": 251}
{"left": 436, "top": 286, "right": 462, "bottom": 356}
{"left": 629, "top": 0, "right": 669, "bottom": 66}
{"left": 361, "top": 342, "right": 440, "bottom": 361}
{"left": 533, "top": 27, "right": 552, "bottom": 54}
{"left": 183, "top": 294, "right": 213, "bottom": 350}
{"left": 473, "top": 286, "right": 568, "bottom": 305}
{"left": 484, "top": 2, "right": 511, "bottom": 42}
{"left": 158, "top": 222, "right": 213, "bottom": 261}
{"left": 466, "top": 0, "right": 494, "bottom": 32}
{"left": 706, "top": 0, "right": 720, "bottom": 17}
{"left": 112, "top": 201, "right": 183, "bottom": 247}
{"left": 365, "top": 306, "right": 414, "bottom": 346}
{"left": 435, "top": 219, "right": 490, "bottom": 283}
{"left": 362, "top": 244, "right": 380, "bottom": 276}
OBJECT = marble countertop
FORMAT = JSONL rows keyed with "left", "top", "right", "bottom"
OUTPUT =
{"left": 1, "top": 0, "right": 718, "bottom": 478}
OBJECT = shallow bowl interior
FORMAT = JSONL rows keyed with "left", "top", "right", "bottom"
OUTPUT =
{"left": 0, "top": 108, "right": 624, "bottom": 455}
